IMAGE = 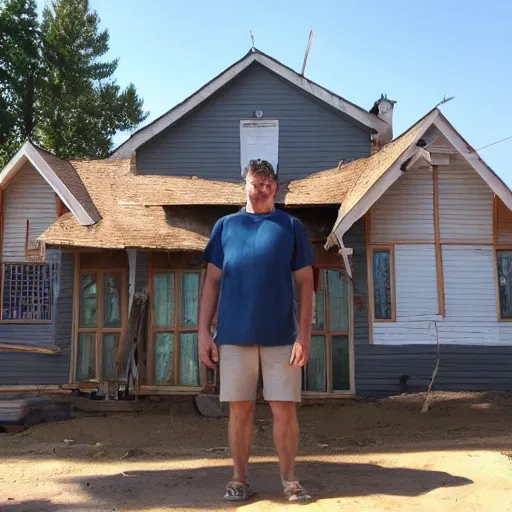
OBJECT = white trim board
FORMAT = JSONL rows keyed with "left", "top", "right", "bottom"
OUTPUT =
{"left": 0, "top": 142, "right": 96, "bottom": 226}
{"left": 332, "top": 110, "right": 512, "bottom": 245}
{"left": 110, "top": 50, "right": 388, "bottom": 159}
{"left": 433, "top": 116, "right": 512, "bottom": 210}
{"left": 333, "top": 110, "right": 440, "bottom": 245}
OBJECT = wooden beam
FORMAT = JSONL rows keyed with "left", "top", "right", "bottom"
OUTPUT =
{"left": 369, "top": 239, "right": 434, "bottom": 245}
{"left": 0, "top": 343, "right": 61, "bottom": 355}
{"left": 494, "top": 194, "right": 498, "bottom": 244}
{"left": 433, "top": 166, "right": 446, "bottom": 317}
{"left": 348, "top": 279, "right": 356, "bottom": 394}
{"left": 390, "top": 244, "right": 397, "bottom": 322}
{"left": 0, "top": 385, "right": 72, "bottom": 394}
{"left": 70, "top": 251, "right": 80, "bottom": 383}
{"left": 174, "top": 269, "right": 181, "bottom": 386}
{"left": 365, "top": 212, "right": 374, "bottom": 344}
{"left": 56, "top": 195, "right": 68, "bottom": 217}
{"left": 430, "top": 154, "right": 450, "bottom": 166}
{"left": 494, "top": 247, "right": 502, "bottom": 321}
{"left": 146, "top": 251, "right": 155, "bottom": 386}
{"left": 137, "top": 385, "right": 203, "bottom": 396}
{"left": 325, "top": 272, "right": 332, "bottom": 394}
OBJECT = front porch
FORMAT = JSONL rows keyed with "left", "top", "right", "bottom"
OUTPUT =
{"left": 68, "top": 242, "right": 355, "bottom": 399}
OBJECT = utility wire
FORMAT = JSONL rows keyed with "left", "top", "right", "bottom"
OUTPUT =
{"left": 477, "top": 135, "right": 512, "bottom": 152}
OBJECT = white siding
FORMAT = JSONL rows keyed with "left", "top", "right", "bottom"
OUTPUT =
{"left": 498, "top": 323, "right": 512, "bottom": 345}
{"left": 373, "top": 245, "right": 512, "bottom": 346}
{"left": 373, "top": 322, "right": 436, "bottom": 345}
{"left": 370, "top": 167, "right": 434, "bottom": 243}
{"left": 3, "top": 162, "right": 57, "bottom": 262}
{"left": 373, "top": 244, "right": 439, "bottom": 345}
{"left": 438, "top": 156, "right": 493, "bottom": 242}
{"left": 395, "top": 245, "right": 438, "bottom": 321}
{"left": 442, "top": 245, "right": 496, "bottom": 322}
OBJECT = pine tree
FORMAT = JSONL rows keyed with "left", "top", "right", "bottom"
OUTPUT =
{"left": 0, "top": 0, "right": 40, "bottom": 166}
{"left": 38, "top": 0, "right": 148, "bottom": 159}
{"left": 0, "top": 0, "right": 148, "bottom": 164}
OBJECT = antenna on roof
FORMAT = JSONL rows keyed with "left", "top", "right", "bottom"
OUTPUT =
{"left": 434, "top": 92, "right": 454, "bottom": 109}
{"left": 301, "top": 30, "right": 314, "bottom": 76}
{"left": 250, "top": 31, "right": 255, "bottom": 52}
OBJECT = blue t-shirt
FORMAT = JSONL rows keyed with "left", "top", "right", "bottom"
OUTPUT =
{"left": 204, "top": 208, "right": 314, "bottom": 347}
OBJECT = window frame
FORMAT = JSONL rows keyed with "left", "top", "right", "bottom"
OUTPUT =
{"left": 148, "top": 267, "right": 203, "bottom": 389}
{"left": 302, "top": 265, "right": 353, "bottom": 396}
{"left": 368, "top": 245, "right": 396, "bottom": 323}
{"left": 495, "top": 248, "right": 512, "bottom": 322}
{"left": 0, "top": 262, "right": 54, "bottom": 324}
{"left": 74, "top": 268, "right": 128, "bottom": 383}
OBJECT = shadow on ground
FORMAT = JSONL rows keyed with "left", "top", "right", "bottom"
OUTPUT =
{"left": 0, "top": 501, "right": 110, "bottom": 512}
{"left": 57, "top": 460, "right": 472, "bottom": 510}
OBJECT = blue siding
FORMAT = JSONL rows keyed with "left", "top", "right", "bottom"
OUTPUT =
{"left": 347, "top": 218, "right": 512, "bottom": 396}
{"left": 55, "top": 253, "right": 74, "bottom": 352}
{"left": 0, "top": 252, "right": 73, "bottom": 385}
{"left": 136, "top": 63, "right": 371, "bottom": 182}
{"left": 135, "top": 251, "right": 149, "bottom": 292}
{"left": 344, "top": 218, "right": 369, "bottom": 350}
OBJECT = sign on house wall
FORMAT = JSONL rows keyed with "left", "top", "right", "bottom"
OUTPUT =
{"left": 240, "top": 119, "right": 279, "bottom": 178}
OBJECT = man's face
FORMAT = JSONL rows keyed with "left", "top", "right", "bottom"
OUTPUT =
{"left": 245, "top": 171, "right": 277, "bottom": 210}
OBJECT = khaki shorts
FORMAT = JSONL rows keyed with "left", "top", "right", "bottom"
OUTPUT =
{"left": 219, "top": 344, "right": 302, "bottom": 403}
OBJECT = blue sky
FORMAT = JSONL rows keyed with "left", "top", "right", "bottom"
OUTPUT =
{"left": 37, "top": 0, "right": 512, "bottom": 185}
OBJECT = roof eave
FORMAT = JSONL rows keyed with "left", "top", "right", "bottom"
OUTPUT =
{"left": 0, "top": 142, "right": 97, "bottom": 226}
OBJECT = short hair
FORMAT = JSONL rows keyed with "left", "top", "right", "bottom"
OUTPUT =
{"left": 243, "top": 159, "right": 277, "bottom": 182}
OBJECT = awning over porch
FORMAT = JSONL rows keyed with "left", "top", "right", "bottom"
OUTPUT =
{"left": 40, "top": 204, "right": 340, "bottom": 251}
{"left": 40, "top": 205, "right": 232, "bottom": 251}
{"left": 38, "top": 155, "right": 343, "bottom": 251}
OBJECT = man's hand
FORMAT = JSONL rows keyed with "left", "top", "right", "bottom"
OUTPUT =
{"left": 199, "top": 330, "right": 219, "bottom": 369}
{"left": 289, "top": 338, "right": 310, "bottom": 367}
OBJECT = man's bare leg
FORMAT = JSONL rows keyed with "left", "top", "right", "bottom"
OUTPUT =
{"left": 229, "top": 400, "right": 256, "bottom": 483}
{"left": 268, "top": 401, "right": 298, "bottom": 481}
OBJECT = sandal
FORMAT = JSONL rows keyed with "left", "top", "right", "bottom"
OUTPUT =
{"left": 283, "top": 480, "right": 312, "bottom": 502}
{"left": 223, "top": 480, "right": 256, "bottom": 501}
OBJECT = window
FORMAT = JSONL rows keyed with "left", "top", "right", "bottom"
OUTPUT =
{"left": 302, "top": 269, "right": 351, "bottom": 393}
{"left": 76, "top": 271, "right": 124, "bottom": 381}
{"left": 372, "top": 249, "right": 393, "bottom": 320}
{"left": 497, "top": 251, "right": 512, "bottom": 319}
{"left": 2, "top": 264, "right": 53, "bottom": 321}
{"left": 152, "top": 270, "right": 201, "bottom": 387}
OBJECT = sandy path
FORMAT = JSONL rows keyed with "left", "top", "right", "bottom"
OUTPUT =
{"left": 0, "top": 392, "right": 511, "bottom": 511}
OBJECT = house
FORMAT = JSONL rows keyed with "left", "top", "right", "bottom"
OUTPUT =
{"left": 0, "top": 49, "right": 510, "bottom": 397}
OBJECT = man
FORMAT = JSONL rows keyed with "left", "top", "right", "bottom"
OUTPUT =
{"left": 198, "top": 159, "right": 314, "bottom": 503}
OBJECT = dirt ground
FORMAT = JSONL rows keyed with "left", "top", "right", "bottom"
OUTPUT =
{"left": 0, "top": 391, "right": 511, "bottom": 512}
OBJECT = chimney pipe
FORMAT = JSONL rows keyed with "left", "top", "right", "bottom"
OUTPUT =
{"left": 370, "top": 94, "right": 397, "bottom": 149}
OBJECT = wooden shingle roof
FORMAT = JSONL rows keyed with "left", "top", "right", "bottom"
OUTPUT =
{"left": 39, "top": 111, "right": 440, "bottom": 250}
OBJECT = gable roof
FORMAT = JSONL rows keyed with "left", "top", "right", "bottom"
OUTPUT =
{"left": 328, "top": 108, "right": 512, "bottom": 247}
{"left": 0, "top": 142, "right": 101, "bottom": 226}
{"left": 110, "top": 48, "right": 388, "bottom": 159}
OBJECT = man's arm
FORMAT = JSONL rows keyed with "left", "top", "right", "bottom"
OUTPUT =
{"left": 198, "top": 263, "right": 222, "bottom": 369}
{"left": 290, "top": 265, "right": 314, "bottom": 367}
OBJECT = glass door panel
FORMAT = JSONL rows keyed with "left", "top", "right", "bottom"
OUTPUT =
{"left": 156, "top": 332, "right": 174, "bottom": 385}
{"left": 179, "top": 332, "right": 200, "bottom": 386}
{"left": 303, "top": 335, "right": 326, "bottom": 392}
{"left": 77, "top": 333, "right": 96, "bottom": 381}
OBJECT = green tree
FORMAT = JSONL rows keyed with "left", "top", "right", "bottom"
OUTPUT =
{"left": 38, "top": 0, "right": 147, "bottom": 160}
{"left": 0, "top": 0, "right": 40, "bottom": 166}
{"left": 0, "top": 0, "right": 148, "bottom": 165}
